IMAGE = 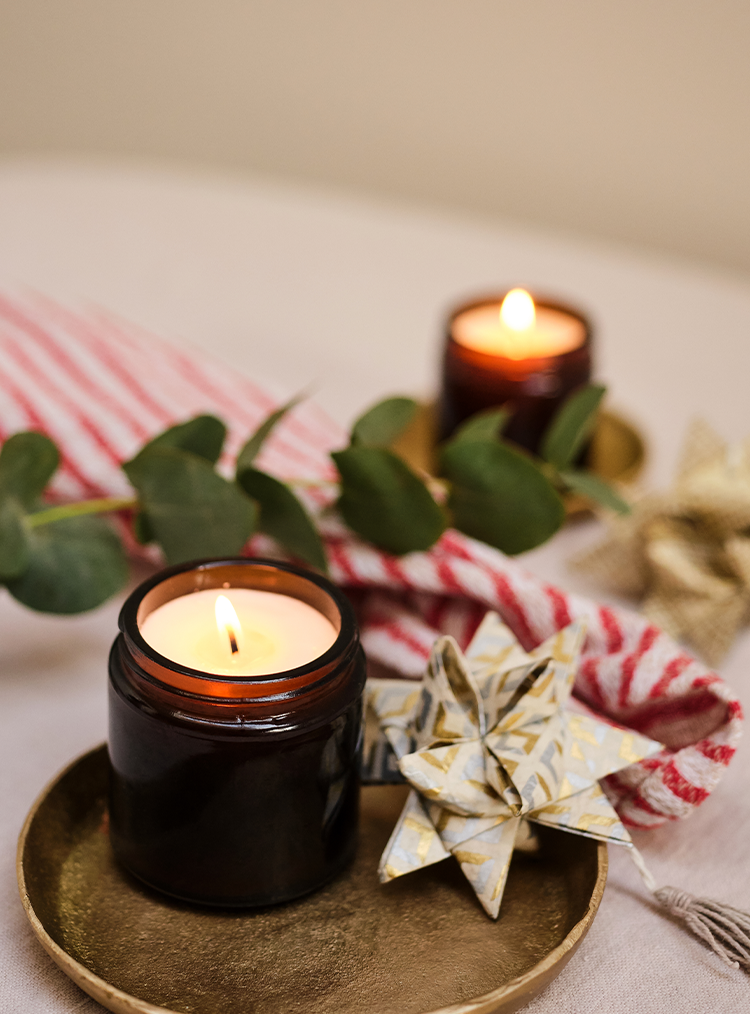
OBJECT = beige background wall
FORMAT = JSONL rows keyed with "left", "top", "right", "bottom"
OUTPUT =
{"left": 1, "top": 0, "right": 749, "bottom": 277}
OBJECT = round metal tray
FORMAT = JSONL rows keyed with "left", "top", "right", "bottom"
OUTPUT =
{"left": 18, "top": 745, "right": 607, "bottom": 1014}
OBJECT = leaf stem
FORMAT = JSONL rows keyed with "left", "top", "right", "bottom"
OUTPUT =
{"left": 425, "top": 477, "right": 449, "bottom": 500}
{"left": 28, "top": 497, "right": 138, "bottom": 528}
{"left": 289, "top": 479, "right": 339, "bottom": 489}
{"left": 538, "top": 461, "right": 560, "bottom": 485}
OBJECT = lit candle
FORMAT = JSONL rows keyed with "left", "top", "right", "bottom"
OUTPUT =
{"left": 108, "top": 558, "right": 365, "bottom": 908}
{"left": 140, "top": 587, "right": 337, "bottom": 677}
{"left": 453, "top": 288, "right": 586, "bottom": 359}
{"left": 439, "top": 289, "right": 593, "bottom": 455}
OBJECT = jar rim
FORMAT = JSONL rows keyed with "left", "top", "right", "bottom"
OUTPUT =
{"left": 448, "top": 291, "right": 592, "bottom": 332}
{"left": 118, "top": 557, "right": 358, "bottom": 699}
{"left": 446, "top": 291, "right": 592, "bottom": 365}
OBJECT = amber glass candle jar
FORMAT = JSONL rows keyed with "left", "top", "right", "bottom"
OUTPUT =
{"left": 439, "top": 291, "right": 593, "bottom": 455}
{"left": 108, "top": 558, "right": 366, "bottom": 908}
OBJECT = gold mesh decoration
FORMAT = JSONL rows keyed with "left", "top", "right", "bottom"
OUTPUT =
{"left": 575, "top": 419, "right": 750, "bottom": 665}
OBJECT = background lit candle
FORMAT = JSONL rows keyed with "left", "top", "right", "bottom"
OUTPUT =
{"left": 439, "top": 289, "right": 593, "bottom": 455}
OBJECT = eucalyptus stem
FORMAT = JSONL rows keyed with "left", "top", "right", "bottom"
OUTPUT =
{"left": 426, "top": 477, "right": 449, "bottom": 499}
{"left": 28, "top": 497, "right": 138, "bottom": 528}
{"left": 538, "top": 461, "right": 561, "bottom": 485}
{"left": 289, "top": 479, "right": 338, "bottom": 489}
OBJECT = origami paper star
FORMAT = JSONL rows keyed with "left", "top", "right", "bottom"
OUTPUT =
{"left": 367, "top": 612, "right": 663, "bottom": 918}
{"left": 575, "top": 419, "right": 750, "bottom": 665}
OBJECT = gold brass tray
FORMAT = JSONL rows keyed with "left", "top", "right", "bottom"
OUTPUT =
{"left": 18, "top": 746, "right": 607, "bottom": 1014}
{"left": 392, "top": 404, "right": 645, "bottom": 517}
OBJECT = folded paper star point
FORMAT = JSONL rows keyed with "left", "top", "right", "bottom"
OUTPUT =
{"left": 367, "top": 612, "right": 663, "bottom": 918}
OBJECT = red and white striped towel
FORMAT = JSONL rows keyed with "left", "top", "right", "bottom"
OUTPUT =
{"left": 0, "top": 291, "right": 741, "bottom": 831}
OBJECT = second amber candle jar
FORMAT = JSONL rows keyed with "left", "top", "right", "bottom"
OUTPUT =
{"left": 439, "top": 291, "right": 593, "bottom": 455}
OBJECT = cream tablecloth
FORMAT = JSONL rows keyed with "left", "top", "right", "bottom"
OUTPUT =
{"left": 0, "top": 159, "right": 749, "bottom": 1013}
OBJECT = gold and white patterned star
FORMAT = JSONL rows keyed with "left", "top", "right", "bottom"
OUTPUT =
{"left": 368, "top": 612, "right": 663, "bottom": 918}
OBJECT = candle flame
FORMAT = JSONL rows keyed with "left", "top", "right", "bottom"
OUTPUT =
{"left": 500, "top": 288, "right": 535, "bottom": 331}
{"left": 215, "top": 594, "right": 242, "bottom": 655}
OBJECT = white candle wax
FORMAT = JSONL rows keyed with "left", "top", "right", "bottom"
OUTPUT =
{"left": 453, "top": 301, "right": 585, "bottom": 360}
{"left": 140, "top": 588, "right": 338, "bottom": 677}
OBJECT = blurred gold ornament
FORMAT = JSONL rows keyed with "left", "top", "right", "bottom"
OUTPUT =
{"left": 575, "top": 420, "right": 750, "bottom": 665}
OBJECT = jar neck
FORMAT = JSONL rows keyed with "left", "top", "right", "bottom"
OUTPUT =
{"left": 111, "top": 633, "right": 365, "bottom": 732}
{"left": 121, "top": 634, "right": 348, "bottom": 700}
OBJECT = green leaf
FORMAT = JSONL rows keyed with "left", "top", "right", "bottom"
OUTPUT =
{"left": 0, "top": 432, "right": 59, "bottom": 509}
{"left": 237, "top": 397, "right": 301, "bottom": 472}
{"left": 332, "top": 446, "right": 446, "bottom": 555}
{"left": 132, "top": 510, "right": 155, "bottom": 545}
{"left": 6, "top": 515, "right": 128, "bottom": 613}
{"left": 137, "top": 415, "right": 227, "bottom": 465}
{"left": 350, "top": 397, "right": 419, "bottom": 448}
{"left": 449, "top": 407, "right": 511, "bottom": 445}
{"left": 124, "top": 447, "right": 257, "bottom": 564}
{"left": 441, "top": 440, "right": 565, "bottom": 555}
{"left": 560, "top": 469, "right": 631, "bottom": 514}
{"left": 237, "top": 468, "right": 327, "bottom": 571}
{"left": 0, "top": 496, "right": 30, "bottom": 580}
{"left": 128, "top": 417, "right": 227, "bottom": 542}
{"left": 541, "top": 384, "right": 606, "bottom": 469}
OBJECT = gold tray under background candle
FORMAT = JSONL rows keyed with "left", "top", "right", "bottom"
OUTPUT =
{"left": 391, "top": 405, "right": 645, "bottom": 517}
{"left": 18, "top": 746, "right": 606, "bottom": 1014}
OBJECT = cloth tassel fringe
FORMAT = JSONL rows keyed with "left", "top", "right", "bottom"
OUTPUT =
{"left": 654, "top": 887, "right": 750, "bottom": 971}
{"left": 630, "top": 847, "right": 750, "bottom": 971}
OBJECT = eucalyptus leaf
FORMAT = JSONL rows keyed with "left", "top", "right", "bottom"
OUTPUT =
{"left": 136, "top": 415, "right": 226, "bottom": 465}
{"left": 442, "top": 440, "right": 565, "bottom": 555}
{"left": 541, "top": 384, "right": 606, "bottom": 469}
{"left": 332, "top": 446, "right": 446, "bottom": 555}
{"left": 237, "top": 396, "right": 301, "bottom": 471}
{"left": 127, "top": 416, "right": 227, "bottom": 542}
{"left": 124, "top": 447, "right": 257, "bottom": 564}
{"left": 560, "top": 469, "right": 631, "bottom": 514}
{"left": 237, "top": 468, "right": 327, "bottom": 571}
{"left": 132, "top": 511, "right": 155, "bottom": 545}
{"left": 350, "top": 397, "right": 419, "bottom": 448}
{"left": 449, "top": 407, "right": 511, "bottom": 445}
{"left": 0, "top": 496, "right": 30, "bottom": 580}
{"left": 6, "top": 515, "right": 128, "bottom": 613}
{"left": 0, "top": 432, "right": 59, "bottom": 509}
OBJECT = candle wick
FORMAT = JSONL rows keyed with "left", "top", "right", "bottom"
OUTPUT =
{"left": 228, "top": 629, "right": 239, "bottom": 654}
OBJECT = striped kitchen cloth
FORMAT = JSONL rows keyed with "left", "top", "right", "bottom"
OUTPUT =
{"left": 0, "top": 290, "right": 741, "bottom": 832}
